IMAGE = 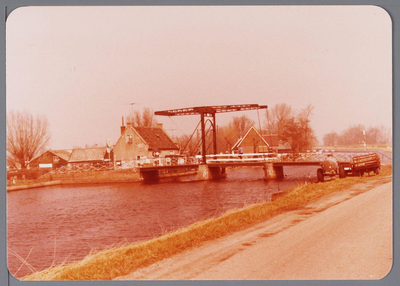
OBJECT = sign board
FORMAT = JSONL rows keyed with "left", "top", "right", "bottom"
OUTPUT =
{"left": 39, "top": 163, "right": 53, "bottom": 169}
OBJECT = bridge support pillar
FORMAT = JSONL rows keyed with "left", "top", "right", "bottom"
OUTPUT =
{"left": 264, "top": 163, "right": 284, "bottom": 180}
{"left": 274, "top": 166, "right": 284, "bottom": 179}
{"left": 197, "top": 165, "right": 226, "bottom": 180}
{"left": 140, "top": 170, "right": 160, "bottom": 182}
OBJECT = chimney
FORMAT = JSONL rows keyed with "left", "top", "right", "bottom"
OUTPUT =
{"left": 156, "top": 123, "right": 163, "bottom": 129}
{"left": 120, "top": 116, "right": 126, "bottom": 134}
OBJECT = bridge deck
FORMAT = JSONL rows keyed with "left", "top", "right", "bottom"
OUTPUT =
{"left": 139, "top": 164, "right": 199, "bottom": 172}
{"left": 138, "top": 151, "right": 361, "bottom": 172}
{"left": 207, "top": 161, "right": 322, "bottom": 168}
{"left": 139, "top": 161, "right": 325, "bottom": 171}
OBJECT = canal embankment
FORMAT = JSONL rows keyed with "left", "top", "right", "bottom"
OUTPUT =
{"left": 7, "top": 168, "right": 202, "bottom": 191}
{"left": 21, "top": 165, "right": 392, "bottom": 281}
{"left": 7, "top": 180, "right": 63, "bottom": 192}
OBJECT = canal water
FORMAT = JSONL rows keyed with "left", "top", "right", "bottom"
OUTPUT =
{"left": 7, "top": 166, "right": 319, "bottom": 278}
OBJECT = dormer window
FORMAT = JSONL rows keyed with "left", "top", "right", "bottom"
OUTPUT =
{"left": 126, "top": 135, "right": 133, "bottom": 144}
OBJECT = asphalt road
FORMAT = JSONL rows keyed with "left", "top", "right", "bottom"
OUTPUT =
{"left": 117, "top": 178, "right": 392, "bottom": 280}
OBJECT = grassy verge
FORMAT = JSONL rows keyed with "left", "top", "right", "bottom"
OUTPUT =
{"left": 22, "top": 165, "right": 392, "bottom": 281}
{"left": 317, "top": 145, "right": 392, "bottom": 152}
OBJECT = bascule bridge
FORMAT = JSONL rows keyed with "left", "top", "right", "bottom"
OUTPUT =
{"left": 140, "top": 104, "right": 289, "bottom": 181}
{"left": 154, "top": 104, "right": 269, "bottom": 163}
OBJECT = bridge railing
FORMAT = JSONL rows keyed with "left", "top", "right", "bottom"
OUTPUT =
{"left": 204, "top": 152, "right": 375, "bottom": 164}
{"left": 48, "top": 151, "right": 382, "bottom": 174}
{"left": 205, "top": 153, "right": 276, "bottom": 163}
{"left": 48, "top": 156, "right": 200, "bottom": 174}
{"left": 136, "top": 156, "right": 200, "bottom": 167}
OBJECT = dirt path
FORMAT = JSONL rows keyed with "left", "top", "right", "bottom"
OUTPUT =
{"left": 116, "top": 176, "right": 392, "bottom": 280}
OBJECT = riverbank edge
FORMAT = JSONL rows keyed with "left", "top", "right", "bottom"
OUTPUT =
{"left": 7, "top": 181, "right": 64, "bottom": 192}
{"left": 6, "top": 170, "right": 199, "bottom": 192}
{"left": 20, "top": 166, "right": 392, "bottom": 281}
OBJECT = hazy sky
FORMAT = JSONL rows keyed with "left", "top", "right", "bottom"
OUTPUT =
{"left": 6, "top": 5, "right": 392, "bottom": 150}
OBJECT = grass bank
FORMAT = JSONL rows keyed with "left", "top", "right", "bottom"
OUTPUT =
{"left": 22, "top": 165, "right": 392, "bottom": 281}
{"left": 317, "top": 145, "right": 392, "bottom": 153}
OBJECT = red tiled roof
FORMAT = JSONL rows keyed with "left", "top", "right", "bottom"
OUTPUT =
{"left": 134, "top": 127, "right": 178, "bottom": 151}
{"left": 50, "top": 149, "right": 72, "bottom": 161}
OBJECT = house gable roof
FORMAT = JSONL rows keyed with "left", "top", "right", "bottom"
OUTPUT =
{"left": 114, "top": 125, "right": 141, "bottom": 147}
{"left": 30, "top": 149, "right": 72, "bottom": 163}
{"left": 231, "top": 126, "right": 269, "bottom": 150}
{"left": 69, "top": 147, "right": 108, "bottom": 163}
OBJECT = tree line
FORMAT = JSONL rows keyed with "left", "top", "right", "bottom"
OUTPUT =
{"left": 322, "top": 124, "right": 391, "bottom": 146}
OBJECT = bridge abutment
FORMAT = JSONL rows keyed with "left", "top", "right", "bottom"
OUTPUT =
{"left": 197, "top": 165, "right": 226, "bottom": 180}
{"left": 140, "top": 170, "right": 160, "bottom": 182}
{"left": 264, "top": 163, "right": 284, "bottom": 180}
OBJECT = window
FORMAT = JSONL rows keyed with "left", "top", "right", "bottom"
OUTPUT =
{"left": 126, "top": 135, "right": 133, "bottom": 144}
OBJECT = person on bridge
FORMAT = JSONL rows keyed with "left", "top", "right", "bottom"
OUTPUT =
{"left": 238, "top": 146, "right": 243, "bottom": 159}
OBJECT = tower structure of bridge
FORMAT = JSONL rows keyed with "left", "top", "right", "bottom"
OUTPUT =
{"left": 155, "top": 104, "right": 268, "bottom": 163}
{"left": 152, "top": 104, "right": 272, "bottom": 181}
{"left": 143, "top": 104, "right": 316, "bottom": 181}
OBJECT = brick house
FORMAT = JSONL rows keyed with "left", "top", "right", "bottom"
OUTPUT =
{"left": 113, "top": 122, "right": 179, "bottom": 164}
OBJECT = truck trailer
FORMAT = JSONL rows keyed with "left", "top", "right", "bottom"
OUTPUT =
{"left": 317, "top": 152, "right": 380, "bottom": 182}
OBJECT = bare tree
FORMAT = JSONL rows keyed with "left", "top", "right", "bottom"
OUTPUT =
{"left": 265, "top": 103, "right": 316, "bottom": 151}
{"left": 126, "top": 107, "right": 157, "bottom": 127}
{"left": 133, "top": 110, "right": 142, "bottom": 127}
{"left": 177, "top": 133, "right": 200, "bottom": 156}
{"left": 7, "top": 110, "right": 51, "bottom": 169}
{"left": 219, "top": 115, "right": 255, "bottom": 152}
{"left": 142, "top": 108, "right": 157, "bottom": 127}
{"left": 297, "top": 104, "right": 317, "bottom": 150}
{"left": 265, "top": 103, "right": 293, "bottom": 137}
{"left": 366, "top": 125, "right": 391, "bottom": 145}
{"left": 323, "top": 132, "right": 340, "bottom": 146}
{"left": 339, "top": 124, "right": 366, "bottom": 145}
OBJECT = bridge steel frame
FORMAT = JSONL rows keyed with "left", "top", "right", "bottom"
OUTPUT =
{"left": 155, "top": 104, "right": 268, "bottom": 164}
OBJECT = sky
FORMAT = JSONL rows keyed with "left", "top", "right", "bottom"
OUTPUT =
{"left": 6, "top": 5, "right": 392, "bottom": 150}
